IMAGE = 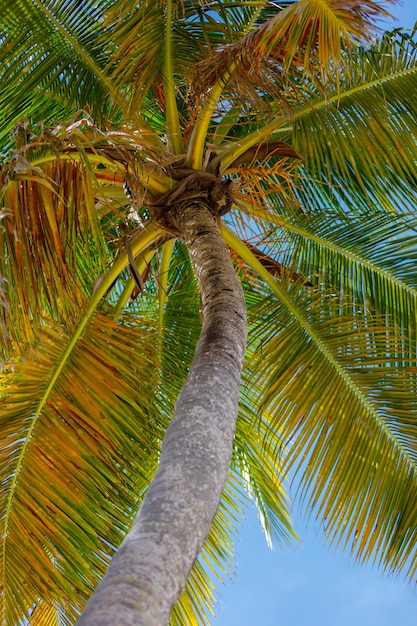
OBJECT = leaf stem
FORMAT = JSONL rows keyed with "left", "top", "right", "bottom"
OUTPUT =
{"left": 164, "top": 0, "right": 184, "bottom": 154}
{"left": 187, "top": 66, "right": 234, "bottom": 170}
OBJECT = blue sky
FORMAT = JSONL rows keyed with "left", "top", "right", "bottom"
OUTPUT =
{"left": 213, "top": 3, "right": 417, "bottom": 625}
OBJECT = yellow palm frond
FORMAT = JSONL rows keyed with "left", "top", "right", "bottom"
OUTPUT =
{"left": 0, "top": 312, "right": 161, "bottom": 624}
{"left": 194, "top": 0, "right": 393, "bottom": 103}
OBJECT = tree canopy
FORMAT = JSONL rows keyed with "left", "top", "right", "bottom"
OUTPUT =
{"left": 1, "top": 0, "right": 417, "bottom": 624}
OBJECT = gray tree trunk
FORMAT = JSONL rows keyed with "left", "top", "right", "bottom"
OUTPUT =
{"left": 78, "top": 200, "right": 247, "bottom": 626}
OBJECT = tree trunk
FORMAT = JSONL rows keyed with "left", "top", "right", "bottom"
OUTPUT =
{"left": 78, "top": 200, "right": 247, "bottom": 626}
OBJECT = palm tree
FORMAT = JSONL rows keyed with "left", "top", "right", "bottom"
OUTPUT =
{"left": 1, "top": 0, "right": 417, "bottom": 624}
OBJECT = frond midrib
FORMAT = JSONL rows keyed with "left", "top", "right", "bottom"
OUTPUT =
{"left": 294, "top": 65, "right": 417, "bottom": 118}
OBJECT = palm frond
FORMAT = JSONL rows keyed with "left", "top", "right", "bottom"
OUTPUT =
{"left": 242, "top": 204, "right": 417, "bottom": 335}
{"left": 207, "top": 23, "right": 417, "bottom": 183}
{"left": 0, "top": 149, "right": 99, "bottom": 352}
{"left": 0, "top": 120, "right": 169, "bottom": 359}
{"left": 235, "top": 388, "right": 296, "bottom": 548}
{"left": 97, "top": 0, "right": 291, "bottom": 127}
{"left": 0, "top": 312, "right": 161, "bottom": 625}
{"left": 0, "top": 0, "right": 143, "bottom": 146}
{"left": 193, "top": 0, "right": 392, "bottom": 106}
{"left": 28, "top": 601, "right": 68, "bottom": 626}
{"left": 221, "top": 223, "right": 417, "bottom": 577}
{"left": 286, "top": 209, "right": 417, "bottom": 332}
{"left": 247, "top": 283, "right": 417, "bottom": 579}
{"left": 292, "top": 28, "right": 417, "bottom": 212}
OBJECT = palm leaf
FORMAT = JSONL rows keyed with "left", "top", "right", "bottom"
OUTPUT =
{"left": 221, "top": 224, "right": 417, "bottom": 578}
{"left": 0, "top": 312, "right": 161, "bottom": 625}
{"left": 242, "top": 205, "right": 417, "bottom": 334}
{"left": 28, "top": 601, "right": 69, "bottom": 626}
{"left": 246, "top": 281, "right": 417, "bottom": 578}
{"left": 0, "top": 121, "right": 170, "bottom": 359}
{"left": 193, "top": 0, "right": 392, "bottom": 109}
{"left": 236, "top": 387, "right": 295, "bottom": 548}
{"left": 0, "top": 0, "right": 135, "bottom": 145}
{"left": 207, "top": 24, "right": 417, "bottom": 182}
{"left": 291, "top": 28, "right": 417, "bottom": 212}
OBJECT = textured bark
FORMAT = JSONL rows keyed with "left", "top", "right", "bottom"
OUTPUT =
{"left": 78, "top": 201, "right": 247, "bottom": 626}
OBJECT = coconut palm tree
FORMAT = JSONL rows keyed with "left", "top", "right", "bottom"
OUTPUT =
{"left": 1, "top": 0, "right": 417, "bottom": 624}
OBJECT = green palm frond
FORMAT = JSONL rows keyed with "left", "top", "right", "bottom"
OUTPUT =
{"left": 0, "top": 0, "right": 296, "bottom": 148}
{"left": 286, "top": 209, "right": 417, "bottom": 331}
{"left": 246, "top": 281, "right": 417, "bottom": 577}
{"left": 206, "top": 25, "right": 417, "bottom": 186}
{"left": 291, "top": 29, "right": 417, "bottom": 212}
{"left": 243, "top": 206, "right": 417, "bottom": 333}
{"left": 193, "top": 0, "right": 392, "bottom": 115}
{"left": 0, "top": 0, "right": 129, "bottom": 145}
{"left": 222, "top": 223, "right": 417, "bottom": 577}
{"left": 236, "top": 391, "right": 295, "bottom": 548}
